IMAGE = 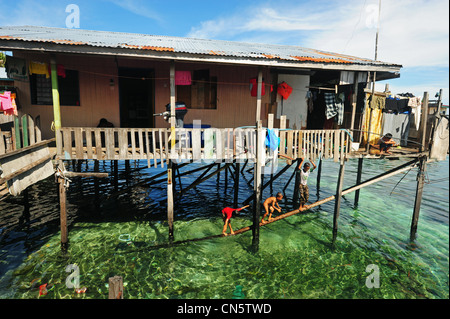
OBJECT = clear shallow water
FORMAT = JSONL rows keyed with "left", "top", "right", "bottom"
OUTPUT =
{"left": 0, "top": 156, "right": 448, "bottom": 299}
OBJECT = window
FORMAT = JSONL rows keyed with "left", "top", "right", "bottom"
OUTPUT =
{"left": 30, "top": 69, "right": 80, "bottom": 106}
{"left": 176, "top": 69, "right": 217, "bottom": 109}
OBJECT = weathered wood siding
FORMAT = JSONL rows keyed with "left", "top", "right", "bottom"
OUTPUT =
{"left": 14, "top": 52, "right": 273, "bottom": 140}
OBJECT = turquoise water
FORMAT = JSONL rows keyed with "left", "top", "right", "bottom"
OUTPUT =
{"left": 0, "top": 156, "right": 448, "bottom": 299}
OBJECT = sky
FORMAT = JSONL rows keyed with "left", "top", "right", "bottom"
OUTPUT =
{"left": 1, "top": 0, "right": 449, "bottom": 104}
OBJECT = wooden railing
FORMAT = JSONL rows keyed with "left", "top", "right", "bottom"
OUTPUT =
{"left": 56, "top": 127, "right": 351, "bottom": 166}
{"left": 0, "top": 114, "right": 42, "bottom": 155}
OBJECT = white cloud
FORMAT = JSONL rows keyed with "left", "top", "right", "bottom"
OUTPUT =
{"left": 187, "top": 0, "right": 449, "bottom": 68}
{"left": 107, "top": 0, "right": 163, "bottom": 23}
{"left": 0, "top": 0, "right": 65, "bottom": 27}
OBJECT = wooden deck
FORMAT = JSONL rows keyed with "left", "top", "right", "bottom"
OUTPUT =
{"left": 55, "top": 127, "right": 352, "bottom": 166}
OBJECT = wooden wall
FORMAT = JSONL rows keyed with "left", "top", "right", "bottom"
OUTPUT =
{"left": 13, "top": 51, "right": 272, "bottom": 139}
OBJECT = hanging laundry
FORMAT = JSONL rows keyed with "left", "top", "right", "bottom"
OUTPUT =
{"left": 408, "top": 96, "right": 421, "bottom": 108}
{"left": 0, "top": 91, "right": 13, "bottom": 112}
{"left": 249, "top": 77, "right": 266, "bottom": 97}
{"left": 385, "top": 96, "right": 399, "bottom": 113}
{"left": 366, "top": 94, "right": 385, "bottom": 110}
{"left": 277, "top": 81, "right": 292, "bottom": 100}
{"left": 47, "top": 64, "right": 66, "bottom": 78}
{"left": 5, "top": 56, "right": 28, "bottom": 81}
{"left": 324, "top": 92, "right": 344, "bottom": 125}
{"left": 175, "top": 71, "right": 192, "bottom": 85}
{"left": 265, "top": 129, "right": 280, "bottom": 151}
{"left": 29, "top": 61, "right": 50, "bottom": 78}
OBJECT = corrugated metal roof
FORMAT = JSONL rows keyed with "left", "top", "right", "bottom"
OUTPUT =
{"left": 0, "top": 26, "right": 401, "bottom": 68}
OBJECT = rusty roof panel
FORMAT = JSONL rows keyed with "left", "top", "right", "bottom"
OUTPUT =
{"left": 0, "top": 26, "right": 401, "bottom": 68}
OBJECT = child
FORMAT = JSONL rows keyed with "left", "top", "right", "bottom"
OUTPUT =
{"left": 222, "top": 205, "right": 249, "bottom": 236}
{"left": 261, "top": 192, "right": 283, "bottom": 224}
{"left": 298, "top": 158, "right": 316, "bottom": 211}
{"left": 377, "top": 133, "right": 397, "bottom": 155}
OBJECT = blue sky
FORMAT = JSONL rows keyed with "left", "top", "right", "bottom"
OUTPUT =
{"left": 1, "top": 0, "right": 449, "bottom": 104}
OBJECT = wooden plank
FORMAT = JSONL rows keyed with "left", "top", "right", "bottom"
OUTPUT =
{"left": 21, "top": 115, "right": 29, "bottom": 148}
{"left": 158, "top": 129, "right": 164, "bottom": 167}
{"left": 94, "top": 129, "right": 102, "bottom": 160}
{"left": 130, "top": 129, "right": 136, "bottom": 159}
{"left": 119, "top": 129, "right": 127, "bottom": 159}
{"left": 164, "top": 128, "right": 169, "bottom": 163}
{"left": 145, "top": 130, "right": 151, "bottom": 167}
{"left": 105, "top": 129, "right": 115, "bottom": 160}
{"left": 74, "top": 127, "right": 83, "bottom": 159}
{"left": 1, "top": 144, "right": 55, "bottom": 196}
{"left": 152, "top": 129, "right": 157, "bottom": 167}
{"left": 138, "top": 128, "right": 144, "bottom": 159}
{"left": 286, "top": 130, "right": 293, "bottom": 160}
{"left": 215, "top": 129, "right": 223, "bottom": 161}
{"left": 35, "top": 115, "right": 41, "bottom": 142}
{"left": 204, "top": 128, "right": 214, "bottom": 159}
{"left": 63, "top": 128, "right": 73, "bottom": 159}
{"left": 0, "top": 132, "right": 5, "bottom": 155}
{"left": 192, "top": 127, "right": 201, "bottom": 161}
{"left": 13, "top": 116, "right": 21, "bottom": 150}
{"left": 85, "top": 128, "right": 93, "bottom": 159}
{"left": 56, "top": 129, "right": 63, "bottom": 158}
{"left": 27, "top": 115, "right": 35, "bottom": 146}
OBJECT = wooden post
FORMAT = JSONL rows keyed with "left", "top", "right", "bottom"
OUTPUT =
{"left": 316, "top": 157, "right": 323, "bottom": 196}
{"left": 234, "top": 162, "right": 240, "bottom": 207}
{"left": 366, "top": 72, "right": 376, "bottom": 152}
{"left": 167, "top": 61, "right": 176, "bottom": 241}
{"left": 256, "top": 68, "right": 263, "bottom": 123}
{"left": 50, "top": 57, "right": 62, "bottom": 132}
{"left": 350, "top": 72, "right": 359, "bottom": 133}
{"left": 58, "top": 176, "right": 68, "bottom": 248}
{"left": 419, "top": 92, "right": 429, "bottom": 152}
{"left": 13, "top": 116, "right": 21, "bottom": 150}
{"left": 410, "top": 155, "right": 427, "bottom": 240}
{"left": 332, "top": 158, "right": 346, "bottom": 242}
{"left": 354, "top": 157, "right": 363, "bottom": 207}
{"left": 108, "top": 276, "right": 124, "bottom": 299}
{"left": 252, "top": 121, "right": 263, "bottom": 252}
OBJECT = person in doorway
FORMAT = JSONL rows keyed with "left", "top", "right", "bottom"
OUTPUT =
{"left": 377, "top": 133, "right": 397, "bottom": 155}
{"left": 222, "top": 205, "right": 249, "bottom": 236}
{"left": 298, "top": 158, "right": 317, "bottom": 211}
{"left": 261, "top": 192, "right": 283, "bottom": 224}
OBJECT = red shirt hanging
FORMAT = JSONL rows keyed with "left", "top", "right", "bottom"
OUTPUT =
{"left": 277, "top": 82, "right": 293, "bottom": 100}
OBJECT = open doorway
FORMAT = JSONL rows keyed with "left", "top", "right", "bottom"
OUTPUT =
{"left": 119, "top": 68, "right": 154, "bottom": 128}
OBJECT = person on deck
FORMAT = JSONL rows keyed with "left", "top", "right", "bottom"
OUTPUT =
{"left": 377, "top": 133, "right": 397, "bottom": 155}
{"left": 298, "top": 158, "right": 317, "bottom": 211}
{"left": 222, "top": 205, "right": 249, "bottom": 236}
{"left": 261, "top": 192, "right": 283, "bottom": 224}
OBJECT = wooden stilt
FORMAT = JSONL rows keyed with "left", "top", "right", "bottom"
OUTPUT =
{"left": 354, "top": 157, "right": 363, "bottom": 207}
{"left": 293, "top": 166, "right": 300, "bottom": 207}
{"left": 252, "top": 121, "right": 263, "bottom": 252}
{"left": 332, "top": 159, "right": 346, "bottom": 242}
{"left": 234, "top": 162, "right": 240, "bottom": 207}
{"left": 410, "top": 155, "right": 427, "bottom": 240}
{"left": 167, "top": 161, "right": 174, "bottom": 241}
{"left": 316, "top": 157, "right": 322, "bottom": 196}
{"left": 58, "top": 175, "right": 68, "bottom": 249}
{"left": 108, "top": 276, "right": 124, "bottom": 299}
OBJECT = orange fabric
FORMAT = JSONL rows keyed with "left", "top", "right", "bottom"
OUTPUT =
{"left": 277, "top": 82, "right": 293, "bottom": 100}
